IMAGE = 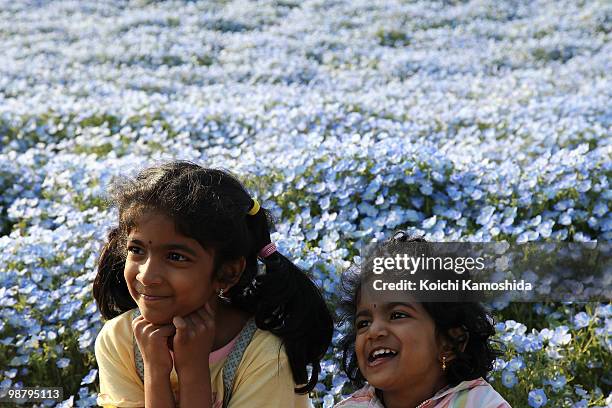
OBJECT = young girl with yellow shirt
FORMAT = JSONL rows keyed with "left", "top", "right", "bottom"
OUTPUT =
{"left": 93, "top": 161, "right": 333, "bottom": 407}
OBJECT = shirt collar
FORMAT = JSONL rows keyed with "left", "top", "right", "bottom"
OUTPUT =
{"left": 428, "top": 377, "right": 488, "bottom": 401}
{"left": 364, "top": 377, "right": 489, "bottom": 407}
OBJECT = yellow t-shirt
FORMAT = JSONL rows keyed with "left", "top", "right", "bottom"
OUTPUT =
{"left": 95, "top": 309, "right": 311, "bottom": 408}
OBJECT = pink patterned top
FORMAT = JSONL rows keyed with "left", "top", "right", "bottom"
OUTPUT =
{"left": 334, "top": 377, "right": 511, "bottom": 408}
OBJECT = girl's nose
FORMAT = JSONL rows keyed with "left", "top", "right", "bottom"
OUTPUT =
{"left": 136, "top": 258, "right": 163, "bottom": 286}
{"left": 367, "top": 319, "right": 388, "bottom": 339}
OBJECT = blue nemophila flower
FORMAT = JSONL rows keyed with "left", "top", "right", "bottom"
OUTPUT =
{"left": 501, "top": 370, "right": 518, "bottom": 388}
{"left": 507, "top": 320, "right": 527, "bottom": 335}
{"left": 533, "top": 304, "right": 550, "bottom": 317}
{"left": 506, "top": 356, "right": 525, "bottom": 372}
{"left": 80, "top": 369, "right": 98, "bottom": 385}
{"left": 9, "top": 355, "right": 29, "bottom": 366}
{"left": 55, "top": 396, "right": 74, "bottom": 408}
{"left": 528, "top": 388, "right": 548, "bottom": 408}
{"left": 573, "top": 312, "right": 591, "bottom": 329}
{"left": 559, "top": 211, "right": 573, "bottom": 226}
{"left": 314, "top": 383, "right": 326, "bottom": 393}
{"left": 78, "top": 387, "right": 91, "bottom": 399}
{"left": 537, "top": 220, "right": 554, "bottom": 238}
{"left": 492, "top": 358, "right": 507, "bottom": 372}
{"left": 522, "top": 334, "right": 543, "bottom": 352}
{"left": 419, "top": 182, "right": 433, "bottom": 196}
{"left": 573, "top": 232, "right": 592, "bottom": 242}
{"left": 572, "top": 399, "right": 588, "bottom": 408}
{"left": 574, "top": 385, "right": 588, "bottom": 397}
{"left": 331, "top": 373, "right": 348, "bottom": 394}
{"left": 56, "top": 358, "right": 70, "bottom": 369}
{"left": 477, "top": 206, "right": 495, "bottom": 226}
{"left": 0, "top": 379, "right": 12, "bottom": 391}
{"left": 586, "top": 360, "right": 602, "bottom": 369}
{"left": 422, "top": 215, "right": 437, "bottom": 229}
{"left": 517, "top": 230, "right": 539, "bottom": 243}
{"left": 546, "top": 347, "right": 564, "bottom": 360}
{"left": 547, "top": 375, "right": 567, "bottom": 392}
{"left": 323, "top": 394, "right": 334, "bottom": 408}
{"left": 4, "top": 369, "right": 18, "bottom": 379}
{"left": 550, "top": 325, "right": 572, "bottom": 346}
{"left": 595, "top": 304, "right": 612, "bottom": 318}
{"left": 593, "top": 202, "right": 608, "bottom": 217}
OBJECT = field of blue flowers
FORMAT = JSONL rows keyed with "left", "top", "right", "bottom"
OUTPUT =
{"left": 0, "top": 0, "right": 610, "bottom": 407}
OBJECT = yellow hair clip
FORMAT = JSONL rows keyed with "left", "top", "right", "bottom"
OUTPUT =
{"left": 248, "top": 198, "right": 260, "bottom": 216}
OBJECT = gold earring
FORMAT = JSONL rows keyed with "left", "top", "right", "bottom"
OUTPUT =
{"left": 218, "top": 288, "right": 230, "bottom": 301}
{"left": 441, "top": 356, "right": 447, "bottom": 371}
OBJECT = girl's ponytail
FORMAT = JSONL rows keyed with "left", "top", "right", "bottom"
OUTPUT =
{"left": 93, "top": 227, "right": 135, "bottom": 320}
{"left": 235, "top": 202, "right": 333, "bottom": 393}
{"left": 94, "top": 162, "right": 333, "bottom": 393}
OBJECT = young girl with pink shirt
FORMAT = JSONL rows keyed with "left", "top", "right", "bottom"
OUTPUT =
{"left": 335, "top": 232, "right": 511, "bottom": 408}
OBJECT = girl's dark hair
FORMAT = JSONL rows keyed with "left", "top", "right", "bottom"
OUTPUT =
{"left": 338, "top": 231, "right": 503, "bottom": 388}
{"left": 93, "top": 160, "right": 333, "bottom": 393}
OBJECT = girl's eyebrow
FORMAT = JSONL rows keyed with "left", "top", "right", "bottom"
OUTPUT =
{"left": 355, "top": 309, "right": 372, "bottom": 319}
{"left": 129, "top": 238, "right": 198, "bottom": 257}
{"left": 386, "top": 301, "right": 418, "bottom": 313}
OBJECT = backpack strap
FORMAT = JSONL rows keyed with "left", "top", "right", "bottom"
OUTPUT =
{"left": 222, "top": 318, "right": 257, "bottom": 408}
{"left": 131, "top": 309, "right": 145, "bottom": 383}
{"left": 131, "top": 309, "right": 258, "bottom": 408}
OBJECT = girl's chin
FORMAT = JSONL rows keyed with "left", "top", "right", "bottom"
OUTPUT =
{"left": 362, "top": 370, "right": 398, "bottom": 391}
{"left": 138, "top": 309, "right": 173, "bottom": 325}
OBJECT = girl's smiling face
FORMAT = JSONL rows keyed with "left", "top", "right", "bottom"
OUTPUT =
{"left": 354, "top": 286, "right": 446, "bottom": 393}
{"left": 124, "top": 211, "right": 220, "bottom": 325}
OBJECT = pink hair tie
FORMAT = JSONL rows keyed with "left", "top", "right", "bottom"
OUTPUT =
{"left": 258, "top": 243, "right": 277, "bottom": 259}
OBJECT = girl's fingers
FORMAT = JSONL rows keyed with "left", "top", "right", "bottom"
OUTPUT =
{"left": 196, "top": 304, "right": 214, "bottom": 324}
{"left": 191, "top": 310, "right": 215, "bottom": 335}
{"left": 190, "top": 309, "right": 207, "bottom": 328}
{"left": 152, "top": 324, "right": 176, "bottom": 338}
{"left": 132, "top": 316, "right": 165, "bottom": 331}
{"left": 131, "top": 315, "right": 145, "bottom": 330}
{"left": 183, "top": 314, "right": 196, "bottom": 330}
{"left": 173, "top": 315, "right": 187, "bottom": 330}
{"left": 137, "top": 324, "right": 172, "bottom": 342}
{"left": 173, "top": 301, "right": 220, "bottom": 339}
{"left": 173, "top": 315, "right": 197, "bottom": 342}
{"left": 205, "top": 301, "right": 216, "bottom": 318}
{"left": 174, "top": 314, "right": 196, "bottom": 329}
{"left": 133, "top": 317, "right": 158, "bottom": 337}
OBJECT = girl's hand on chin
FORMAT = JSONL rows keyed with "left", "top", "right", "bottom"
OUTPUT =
{"left": 131, "top": 315, "right": 176, "bottom": 376}
{"left": 172, "top": 301, "right": 216, "bottom": 377}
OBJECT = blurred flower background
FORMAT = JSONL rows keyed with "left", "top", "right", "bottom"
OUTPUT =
{"left": 0, "top": 0, "right": 610, "bottom": 406}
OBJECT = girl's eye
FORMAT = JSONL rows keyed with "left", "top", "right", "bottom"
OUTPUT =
{"left": 355, "top": 319, "right": 370, "bottom": 329}
{"left": 127, "top": 247, "right": 188, "bottom": 262}
{"left": 127, "top": 246, "right": 142, "bottom": 255}
{"left": 390, "top": 311, "right": 409, "bottom": 320}
{"left": 168, "top": 252, "right": 188, "bottom": 262}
